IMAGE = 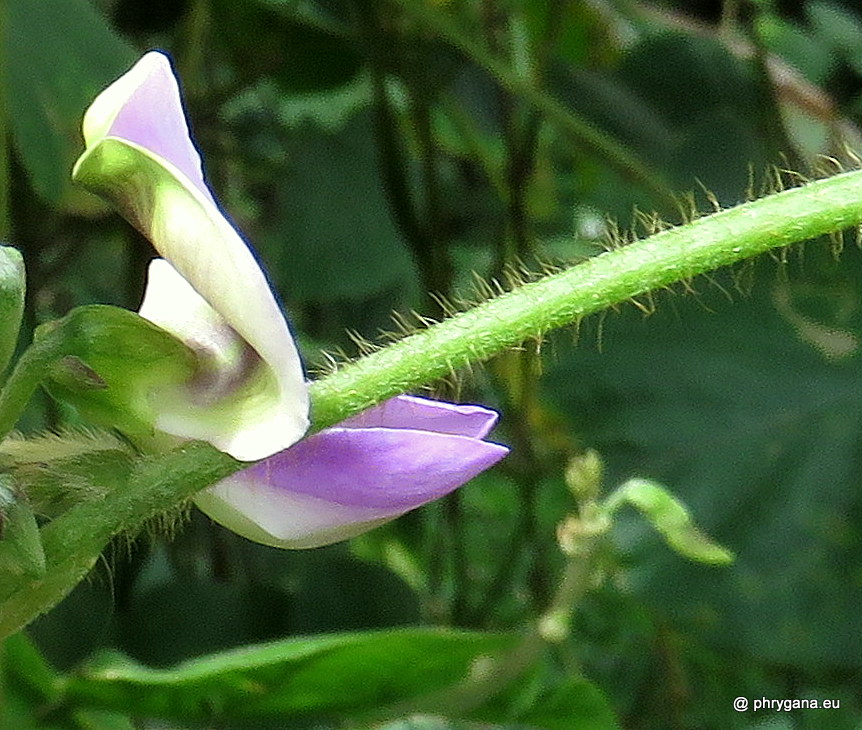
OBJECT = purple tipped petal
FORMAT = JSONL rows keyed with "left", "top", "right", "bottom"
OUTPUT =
{"left": 339, "top": 395, "right": 500, "bottom": 438}
{"left": 195, "top": 425, "right": 509, "bottom": 548}
{"left": 105, "top": 52, "right": 214, "bottom": 204}
{"left": 232, "top": 426, "right": 507, "bottom": 510}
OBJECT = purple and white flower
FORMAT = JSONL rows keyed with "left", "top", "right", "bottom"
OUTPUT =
{"left": 73, "top": 52, "right": 508, "bottom": 548}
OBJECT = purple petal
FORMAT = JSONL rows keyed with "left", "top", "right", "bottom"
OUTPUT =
{"left": 106, "top": 52, "right": 215, "bottom": 205}
{"left": 338, "top": 395, "right": 500, "bottom": 438}
{"left": 237, "top": 427, "right": 507, "bottom": 509}
{"left": 195, "top": 426, "right": 508, "bottom": 548}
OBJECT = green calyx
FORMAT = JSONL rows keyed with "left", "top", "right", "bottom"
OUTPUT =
{"left": 37, "top": 305, "right": 198, "bottom": 437}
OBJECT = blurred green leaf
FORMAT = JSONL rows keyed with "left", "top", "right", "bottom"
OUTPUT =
{"left": 757, "top": 13, "right": 834, "bottom": 85}
{"left": 212, "top": 0, "right": 361, "bottom": 93}
{"left": 286, "top": 551, "right": 421, "bottom": 634}
{"left": 64, "top": 629, "right": 518, "bottom": 722}
{"left": 515, "top": 676, "right": 619, "bottom": 730}
{"left": 474, "top": 672, "right": 621, "bottom": 730}
{"left": 26, "top": 577, "right": 118, "bottom": 672}
{"left": 807, "top": 1, "right": 862, "bottom": 78}
{"left": 360, "top": 721, "right": 466, "bottom": 730}
{"left": 614, "top": 33, "right": 769, "bottom": 202}
{"left": 523, "top": 0, "right": 615, "bottom": 67}
{"left": 4, "top": 0, "right": 136, "bottom": 207}
{"left": 1, "top": 632, "right": 64, "bottom": 729}
{"left": 262, "top": 111, "right": 416, "bottom": 302}
{"left": 543, "top": 247, "right": 862, "bottom": 667}
{"left": 0, "top": 691, "right": 59, "bottom": 730}
{"left": 116, "top": 580, "right": 292, "bottom": 668}
{"left": 4, "top": 631, "right": 60, "bottom": 702}
{"left": 71, "top": 709, "right": 136, "bottom": 730}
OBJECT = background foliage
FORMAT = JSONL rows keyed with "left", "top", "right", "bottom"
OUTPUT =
{"left": 4, "top": 0, "right": 862, "bottom": 727}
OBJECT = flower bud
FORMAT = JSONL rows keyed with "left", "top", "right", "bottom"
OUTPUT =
{"left": 0, "top": 478, "right": 46, "bottom": 581}
{"left": 564, "top": 449, "right": 603, "bottom": 501}
{"left": 0, "top": 245, "right": 25, "bottom": 376}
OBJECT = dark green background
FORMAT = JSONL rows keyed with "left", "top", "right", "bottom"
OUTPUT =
{"left": 5, "top": 0, "right": 862, "bottom": 728}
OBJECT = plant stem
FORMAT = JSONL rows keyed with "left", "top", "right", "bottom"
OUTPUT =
{"left": 310, "top": 168, "right": 862, "bottom": 428}
{"left": 0, "top": 442, "right": 236, "bottom": 639}
{"left": 6, "top": 170, "right": 862, "bottom": 636}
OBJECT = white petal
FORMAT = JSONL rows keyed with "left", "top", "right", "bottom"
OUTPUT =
{"left": 195, "top": 485, "right": 393, "bottom": 549}
{"left": 75, "top": 51, "right": 310, "bottom": 460}
{"left": 140, "top": 259, "right": 307, "bottom": 461}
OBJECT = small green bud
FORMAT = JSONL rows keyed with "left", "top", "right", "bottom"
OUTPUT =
{"left": 0, "top": 477, "right": 46, "bottom": 581}
{"left": 556, "top": 506, "right": 611, "bottom": 557}
{"left": 605, "top": 478, "right": 734, "bottom": 566}
{"left": 0, "top": 245, "right": 25, "bottom": 377}
{"left": 564, "top": 449, "right": 604, "bottom": 501}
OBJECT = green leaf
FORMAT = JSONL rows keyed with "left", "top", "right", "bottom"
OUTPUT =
{"left": 474, "top": 673, "right": 621, "bottom": 730}
{"left": 613, "top": 33, "right": 768, "bottom": 202}
{"left": 1, "top": 632, "right": 64, "bottom": 729}
{"left": 37, "top": 305, "right": 197, "bottom": 437}
{"left": 71, "top": 709, "right": 137, "bottom": 730}
{"left": 606, "top": 478, "right": 734, "bottom": 566}
{"left": 4, "top": 0, "right": 136, "bottom": 206}
{"left": 807, "top": 1, "right": 862, "bottom": 78}
{"left": 513, "top": 677, "right": 619, "bottom": 730}
{"left": 261, "top": 112, "right": 416, "bottom": 302}
{"left": 3, "top": 631, "right": 60, "bottom": 703}
{"left": 757, "top": 13, "right": 834, "bottom": 86}
{"left": 0, "top": 692, "right": 60, "bottom": 730}
{"left": 64, "top": 629, "right": 518, "bottom": 722}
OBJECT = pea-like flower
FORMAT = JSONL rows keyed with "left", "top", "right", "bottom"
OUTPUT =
{"left": 72, "top": 52, "right": 508, "bottom": 548}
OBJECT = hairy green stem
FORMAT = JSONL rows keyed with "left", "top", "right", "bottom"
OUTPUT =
{"left": 310, "top": 169, "right": 862, "bottom": 427}
{"left": 5, "top": 170, "right": 862, "bottom": 637}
